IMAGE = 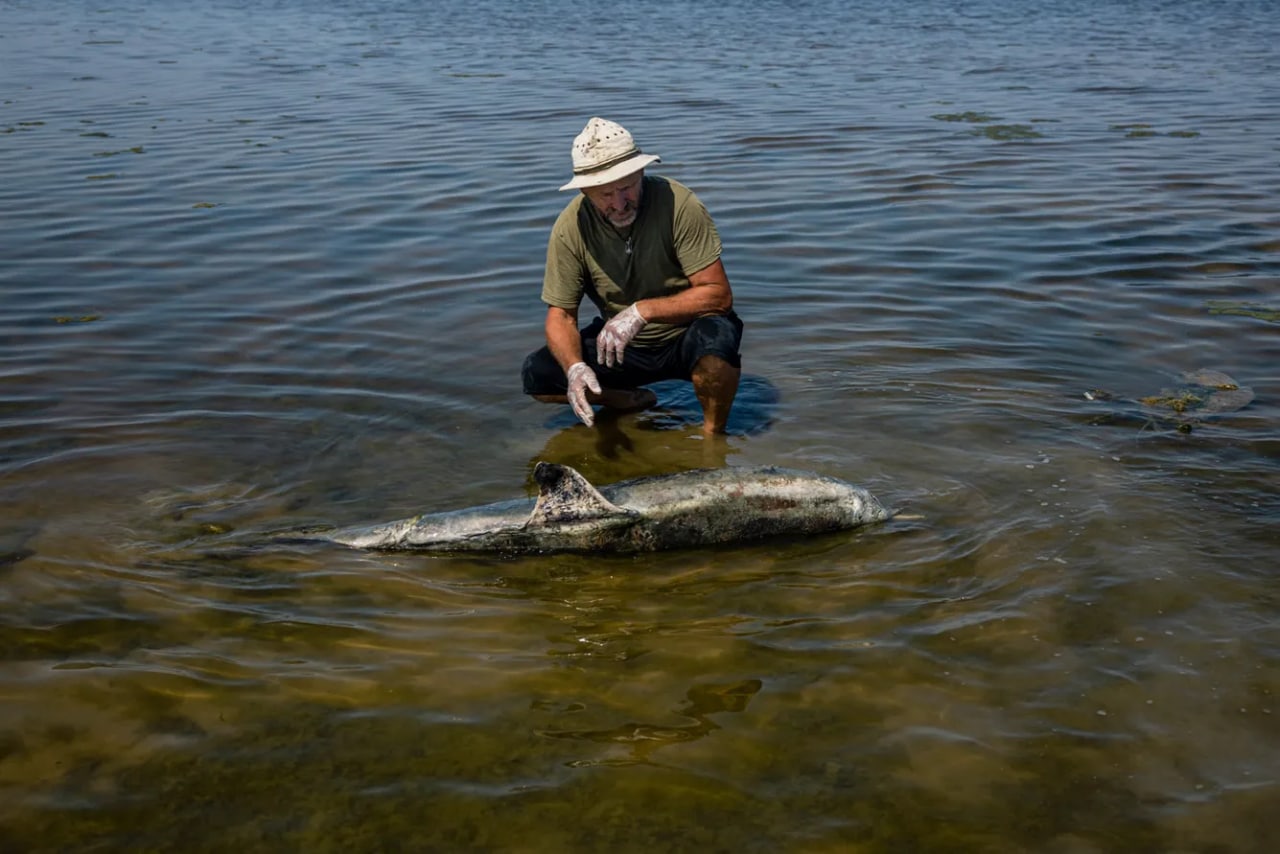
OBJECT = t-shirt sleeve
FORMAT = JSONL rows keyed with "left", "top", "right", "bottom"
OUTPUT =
{"left": 672, "top": 189, "right": 722, "bottom": 276}
{"left": 541, "top": 208, "right": 586, "bottom": 310}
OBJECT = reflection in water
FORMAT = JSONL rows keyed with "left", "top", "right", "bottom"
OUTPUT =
{"left": 527, "top": 374, "right": 780, "bottom": 482}
{"left": 542, "top": 679, "right": 763, "bottom": 767}
{"left": 530, "top": 418, "right": 734, "bottom": 485}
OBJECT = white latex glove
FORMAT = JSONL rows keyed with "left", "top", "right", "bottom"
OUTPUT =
{"left": 596, "top": 303, "right": 647, "bottom": 368}
{"left": 566, "top": 361, "right": 602, "bottom": 427}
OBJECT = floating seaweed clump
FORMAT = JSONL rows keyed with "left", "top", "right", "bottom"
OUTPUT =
{"left": 1109, "top": 123, "right": 1199, "bottom": 139}
{"left": 1085, "top": 368, "right": 1253, "bottom": 434}
{"left": 932, "top": 111, "right": 998, "bottom": 123}
{"left": 1138, "top": 391, "right": 1203, "bottom": 413}
{"left": 1206, "top": 300, "right": 1280, "bottom": 323}
{"left": 972, "top": 124, "right": 1042, "bottom": 141}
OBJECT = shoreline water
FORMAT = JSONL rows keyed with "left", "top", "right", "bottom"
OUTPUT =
{"left": 2, "top": 1, "right": 1277, "bottom": 850}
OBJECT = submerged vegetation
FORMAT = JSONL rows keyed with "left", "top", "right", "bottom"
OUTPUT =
{"left": 1138, "top": 391, "right": 1203, "bottom": 413}
{"left": 972, "top": 124, "right": 1042, "bottom": 141}
{"left": 931, "top": 110, "right": 1042, "bottom": 141}
{"left": 932, "top": 111, "right": 998, "bottom": 123}
{"left": 1207, "top": 300, "right": 1280, "bottom": 323}
{"left": 933, "top": 114, "right": 1196, "bottom": 142}
{"left": 1110, "top": 122, "right": 1200, "bottom": 138}
{"left": 1088, "top": 369, "right": 1253, "bottom": 434}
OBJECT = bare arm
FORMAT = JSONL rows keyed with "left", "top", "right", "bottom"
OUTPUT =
{"left": 544, "top": 305, "right": 584, "bottom": 372}
{"left": 631, "top": 258, "right": 733, "bottom": 324}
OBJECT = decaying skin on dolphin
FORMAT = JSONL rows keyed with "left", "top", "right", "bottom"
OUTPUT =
{"left": 330, "top": 462, "right": 891, "bottom": 555}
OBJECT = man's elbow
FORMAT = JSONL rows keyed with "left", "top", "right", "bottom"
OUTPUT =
{"left": 704, "top": 284, "right": 733, "bottom": 315}
{"left": 544, "top": 305, "right": 576, "bottom": 333}
{"left": 688, "top": 259, "right": 733, "bottom": 315}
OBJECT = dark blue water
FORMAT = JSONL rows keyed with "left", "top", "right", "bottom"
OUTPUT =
{"left": 2, "top": 0, "right": 1278, "bottom": 850}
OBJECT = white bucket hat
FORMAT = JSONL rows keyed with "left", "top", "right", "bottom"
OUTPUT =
{"left": 559, "top": 117, "right": 661, "bottom": 191}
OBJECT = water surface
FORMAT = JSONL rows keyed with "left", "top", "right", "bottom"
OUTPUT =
{"left": 2, "top": 0, "right": 1278, "bottom": 850}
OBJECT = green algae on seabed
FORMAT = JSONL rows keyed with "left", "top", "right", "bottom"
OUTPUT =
{"left": 1138, "top": 391, "right": 1202, "bottom": 413}
{"left": 1111, "top": 123, "right": 1153, "bottom": 135}
{"left": 1207, "top": 300, "right": 1280, "bottom": 323}
{"left": 1134, "top": 369, "right": 1254, "bottom": 430}
{"left": 930, "top": 111, "right": 1044, "bottom": 140}
{"left": 1109, "top": 123, "right": 1199, "bottom": 139}
{"left": 972, "top": 124, "right": 1043, "bottom": 141}
{"left": 1085, "top": 369, "right": 1254, "bottom": 433}
{"left": 932, "top": 111, "right": 998, "bottom": 123}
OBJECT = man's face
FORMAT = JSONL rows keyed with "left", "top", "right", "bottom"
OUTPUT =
{"left": 582, "top": 171, "right": 644, "bottom": 229}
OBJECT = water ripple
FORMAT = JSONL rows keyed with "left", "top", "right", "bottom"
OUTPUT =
{"left": 2, "top": 0, "right": 1279, "bottom": 850}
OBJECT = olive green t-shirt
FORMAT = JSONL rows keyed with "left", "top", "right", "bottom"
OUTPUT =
{"left": 541, "top": 176, "right": 722, "bottom": 347}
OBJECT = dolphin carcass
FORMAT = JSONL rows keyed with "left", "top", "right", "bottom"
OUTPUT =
{"left": 328, "top": 462, "right": 891, "bottom": 554}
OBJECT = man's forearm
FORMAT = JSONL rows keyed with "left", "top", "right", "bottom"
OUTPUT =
{"left": 632, "top": 258, "right": 733, "bottom": 325}
{"left": 545, "top": 308, "right": 585, "bottom": 372}
{"left": 633, "top": 281, "right": 732, "bottom": 326}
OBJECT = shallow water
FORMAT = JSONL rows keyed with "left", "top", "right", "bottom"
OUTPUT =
{"left": 2, "top": 0, "right": 1278, "bottom": 850}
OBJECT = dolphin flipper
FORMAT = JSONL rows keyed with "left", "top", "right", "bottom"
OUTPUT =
{"left": 528, "top": 462, "right": 634, "bottom": 527}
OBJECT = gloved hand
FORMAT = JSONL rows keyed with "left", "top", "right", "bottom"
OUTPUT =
{"left": 596, "top": 303, "right": 647, "bottom": 368}
{"left": 566, "top": 361, "right": 602, "bottom": 427}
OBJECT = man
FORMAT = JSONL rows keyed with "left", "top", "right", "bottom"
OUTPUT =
{"left": 521, "top": 117, "right": 743, "bottom": 435}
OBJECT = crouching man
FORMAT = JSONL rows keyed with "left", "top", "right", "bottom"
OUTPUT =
{"left": 521, "top": 117, "right": 743, "bottom": 435}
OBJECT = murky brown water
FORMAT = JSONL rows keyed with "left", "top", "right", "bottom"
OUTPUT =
{"left": 2, "top": 0, "right": 1278, "bottom": 850}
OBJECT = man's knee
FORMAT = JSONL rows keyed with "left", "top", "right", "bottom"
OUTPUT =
{"left": 683, "top": 312, "right": 743, "bottom": 372}
{"left": 522, "top": 347, "right": 565, "bottom": 395}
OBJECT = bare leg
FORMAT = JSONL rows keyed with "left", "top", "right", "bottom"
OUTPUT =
{"left": 691, "top": 355, "right": 740, "bottom": 435}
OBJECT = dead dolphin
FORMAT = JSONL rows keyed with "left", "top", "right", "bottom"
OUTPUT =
{"left": 328, "top": 462, "right": 891, "bottom": 554}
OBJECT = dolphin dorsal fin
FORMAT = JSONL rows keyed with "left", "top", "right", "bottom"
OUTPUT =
{"left": 528, "top": 462, "right": 630, "bottom": 526}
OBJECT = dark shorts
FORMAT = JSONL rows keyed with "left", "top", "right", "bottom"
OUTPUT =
{"left": 522, "top": 311, "right": 743, "bottom": 395}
